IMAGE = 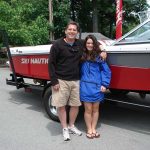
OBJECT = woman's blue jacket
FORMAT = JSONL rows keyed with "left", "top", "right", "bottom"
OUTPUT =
{"left": 80, "top": 57, "right": 111, "bottom": 102}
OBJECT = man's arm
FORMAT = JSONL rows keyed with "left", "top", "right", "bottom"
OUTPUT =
{"left": 48, "top": 44, "right": 59, "bottom": 86}
{"left": 99, "top": 44, "right": 107, "bottom": 60}
{"left": 100, "top": 51, "right": 107, "bottom": 60}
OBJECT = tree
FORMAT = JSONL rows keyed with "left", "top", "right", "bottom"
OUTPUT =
{"left": 71, "top": 0, "right": 148, "bottom": 38}
{"left": 0, "top": 0, "right": 149, "bottom": 46}
{"left": 122, "top": 0, "right": 148, "bottom": 34}
{"left": 53, "top": 0, "right": 70, "bottom": 38}
{"left": 0, "top": 0, "right": 50, "bottom": 46}
{"left": 92, "top": 0, "right": 98, "bottom": 32}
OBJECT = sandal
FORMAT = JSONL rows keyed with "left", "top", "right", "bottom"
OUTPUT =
{"left": 86, "top": 133, "right": 94, "bottom": 139}
{"left": 93, "top": 132, "right": 100, "bottom": 138}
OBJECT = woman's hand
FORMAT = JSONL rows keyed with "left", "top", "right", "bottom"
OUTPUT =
{"left": 100, "top": 85, "right": 106, "bottom": 93}
{"left": 53, "top": 84, "right": 60, "bottom": 91}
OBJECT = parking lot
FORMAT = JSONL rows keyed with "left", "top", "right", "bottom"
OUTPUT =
{"left": 0, "top": 67, "right": 150, "bottom": 150}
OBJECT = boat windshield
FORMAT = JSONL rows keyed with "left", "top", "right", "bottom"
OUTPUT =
{"left": 119, "top": 21, "right": 150, "bottom": 43}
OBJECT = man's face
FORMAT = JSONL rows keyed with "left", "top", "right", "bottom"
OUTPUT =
{"left": 65, "top": 24, "right": 78, "bottom": 40}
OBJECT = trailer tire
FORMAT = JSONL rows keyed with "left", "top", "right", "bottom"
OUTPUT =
{"left": 43, "top": 87, "right": 59, "bottom": 122}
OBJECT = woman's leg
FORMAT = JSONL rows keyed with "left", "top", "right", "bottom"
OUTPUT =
{"left": 84, "top": 102, "right": 93, "bottom": 134}
{"left": 91, "top": 102, "right": 100, "bottom": 134}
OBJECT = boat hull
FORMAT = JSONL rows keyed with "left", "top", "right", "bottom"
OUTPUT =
{"left": 109, "top": 65, "right": 150, "bottom": 91}
{"left": 107, "top": 52, "right": 150, "bottom": 91}
{"left": 12, "top": 54, "right": 49, "bottom": 80}
{"left": 11, "top": 52, "right": 150, "bottom": 92}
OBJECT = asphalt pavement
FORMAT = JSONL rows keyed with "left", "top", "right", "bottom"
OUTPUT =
{"left": 0, "top": 67, "right": 150, "bottom": 150}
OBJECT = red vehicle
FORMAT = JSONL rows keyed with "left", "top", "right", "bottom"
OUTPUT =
{"left": 3, "top": 19, "right": 150, "bottom": 121}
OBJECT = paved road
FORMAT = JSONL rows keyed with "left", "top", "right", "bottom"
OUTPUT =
{"left": 0, "top": 67, "right": 150, "bottom": 150}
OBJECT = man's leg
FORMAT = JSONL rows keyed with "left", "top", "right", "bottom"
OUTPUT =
{"left": 68, "top": 81, "right": 82, "bottom": 136}
{"left": 68, "top": 106, "right": 82, "bottom": 136}
{"left": 69, "top": 106, "right": 79, "bottom": 127}
{"left": 51, "top": 79, "right": 71, "bottom": 141}
{"left": 57, "top": 106, "right": 71, "bottom": 141}
{"left": 57, "top": 106, "right": 67, "bottom": 128}
{"left": 68, "top": 80, "right": 80, "bottom": 126}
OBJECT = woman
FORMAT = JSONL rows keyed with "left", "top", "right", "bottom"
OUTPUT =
{"left": 80, "top": 35, "right": 111, "bottom": 139}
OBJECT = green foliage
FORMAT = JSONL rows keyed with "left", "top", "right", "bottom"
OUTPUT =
{"left": 0, "top": 0, "right": 149, "bottom": 46}
{"left": 72, "top": 0, "right": 148, "bottom": 38}
{"left": 8, "top": 16, "right": 49, "bottom": 45}
{"left": 74, "top": 0, "right": 93, "bottom": 32}
{"left": 0, "top": 0, "right": 50, "bottom": 46}
{"left": 122, "top": 0, "right": 148, "bottom": 34}
{"left": 0, "top": 43, "right": 2, "bottom": 49}
{"left": 53, "top": 0, "right": 70, "bottom": 38}
{"left": 97, "top": 0, "right": 116, "bottom": 37}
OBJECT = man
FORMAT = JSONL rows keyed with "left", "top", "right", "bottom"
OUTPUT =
{"left": 48, "top": 21, "right": 106, "bottom": 141}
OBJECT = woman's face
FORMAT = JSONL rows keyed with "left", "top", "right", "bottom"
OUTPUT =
{"left": 86, "top": 38, "right": 94, "bottom": 51}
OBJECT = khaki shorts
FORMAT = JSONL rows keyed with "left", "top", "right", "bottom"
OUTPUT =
{"left": 51, "top": 79, "right": 81, "bottom": 107}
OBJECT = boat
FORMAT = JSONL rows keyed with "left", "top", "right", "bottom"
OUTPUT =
{"left": 9, "top": 45, "right": 51, "bottom": 80}
{"left": 5, "top": 18, "right": 150, "bottom": 121}
{"left": 103, "top": 18, "right": 150, "bottom": 95}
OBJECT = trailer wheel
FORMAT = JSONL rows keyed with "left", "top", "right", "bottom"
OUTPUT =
{"left": 43, "top": 87, "right": 59, "bottom": 122}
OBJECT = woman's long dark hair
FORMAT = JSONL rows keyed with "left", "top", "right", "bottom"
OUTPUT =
{"left": 81, "top": 34, "right": 101, "bottom": 61}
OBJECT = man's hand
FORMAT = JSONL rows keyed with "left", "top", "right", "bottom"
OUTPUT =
{"left": 53, "top": 84, "right": 60, "bottom": 91}
{"left": 100, "top": 85, "right": 106, "bottom": 93}
{"left": 100, "top": 51, "right": 107, "bottom": 61}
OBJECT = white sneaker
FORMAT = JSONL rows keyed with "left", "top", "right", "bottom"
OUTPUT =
{"left": 63, "top": 128, "right": 70, "bottom": 141}
{"left": 68, "top": 125, "right": 82, "bottom": 136}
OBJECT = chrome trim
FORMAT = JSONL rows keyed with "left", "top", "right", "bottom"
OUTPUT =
{"left": 11, "top": 52, "right": 49, "bottom": 56}
{"left": 106, "top": 98, "right": 150, "bottom": 108}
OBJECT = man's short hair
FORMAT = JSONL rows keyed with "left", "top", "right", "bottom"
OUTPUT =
{"left": 65, "top": 21, "right": 80, "bottom": 32}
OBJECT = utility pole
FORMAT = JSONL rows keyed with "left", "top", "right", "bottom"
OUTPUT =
{"left": 49, "top": 0, "right": 54, "bottom": 40}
